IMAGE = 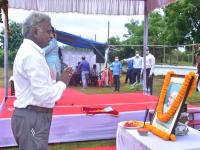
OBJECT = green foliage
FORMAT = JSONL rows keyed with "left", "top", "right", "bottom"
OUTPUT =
{"left": 107, "top": 0, "right": 200, "bottom": 64}
{"left": 0, "top": 20, "right": 23, "bottom": 51}
{"left": 164, "top": 1, "right": 191, "bottom": 44}
{"left": 124, "top": 20, "right": 144, "bottom": 45}
{"left": 0, "top": 48, "right": 17, "bottom": 67}
{"left": 108, "top": 36, "right": 121, "bottom": 45}
{"left": 148, "top": 12, "right": 166, "bottom": 45}
{"left": 161, "top": 0, "right": 200, "bottom": 44}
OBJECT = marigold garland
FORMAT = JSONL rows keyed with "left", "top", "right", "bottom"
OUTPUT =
{"left": 144, "top": 124, "right": 176, "bottom": 141}
{"left": 144, "top": 71, "right": 197, "bottom": 141}
{"left": 156, "top": 71, "right": 197, "bottom": 122}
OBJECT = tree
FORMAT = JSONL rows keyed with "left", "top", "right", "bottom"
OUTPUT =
{"left": 148, "top": 12, "right": 166, "bottom": 63}
{"left": 148, "top": 12, "right": 165, "bottom": 45}
{"left": 0, "top": 20, "right": 23, "bottom": 51}
{"left": 108, "top": 36, "right": 121, "bottom": 45}
{"left": 124, "top": 19, "right": 143, "bottom": 45}
{"left": 163, "top": 0, "right": 200, "bottom": 44}
{"left": 123, "top": 12, "right": 167, "bottom": 62}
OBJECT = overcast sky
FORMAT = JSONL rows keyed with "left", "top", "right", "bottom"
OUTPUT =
{"left": 7, "top": 8, "right": 143, "bottom": 43}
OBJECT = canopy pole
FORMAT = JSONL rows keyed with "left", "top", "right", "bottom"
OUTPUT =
{"left": 3, "top": 3, "right": 8, "bottom": 99}
{"left": 107, "top": 21, "right": 110, "bottom": 44}
{"left": 0, "top": 1, "right": 8, "bottom": 112}
{"left": 104, "top": 47, "right": 109, "bottom": 68}
{"left": 143, "top": 0, "right": 148, "bottom": 94}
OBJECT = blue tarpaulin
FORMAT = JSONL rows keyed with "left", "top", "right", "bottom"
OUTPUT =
{"left": 56, "top": 30, "right": 108, "bottom": 63}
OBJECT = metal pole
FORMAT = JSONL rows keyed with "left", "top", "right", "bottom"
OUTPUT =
{"left": 3, "top": 7, "right": 8, "bottom": 100}
{"left": 192, "top": 41, "right": 194, "bottom": 66}
{"left": 164, "top": 45, "right": 166, "bottom": 63}
{"left": 143, "top": 0, "right": 148, "bottom": 93}
{"left": 107, "top": 21, "right": 110, "bottom": 44}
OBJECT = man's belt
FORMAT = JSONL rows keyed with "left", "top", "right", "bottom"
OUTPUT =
{"left": 26, "top": 105, "right": 53, "bottom": 113}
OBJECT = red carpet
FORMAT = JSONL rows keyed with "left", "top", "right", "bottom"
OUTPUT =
{"left": 77, "top": 146, "right": 116, "bottom": 150}
{"left": 0, "top": 87, "right": 197, "bottom": 119}
{"left": 0, "top": 87, "right": 159, "bottom": 118}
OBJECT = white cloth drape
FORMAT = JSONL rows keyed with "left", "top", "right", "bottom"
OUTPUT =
{"left": 61, "top": 48, "right": 97, "bottom": 70}
{"left": 0, "top": 110, "right": 146, "bottom": 147}
{"left": 8, "top": 0, "right": 176, "bottom": 15}
{"left": 116, "top": 124, "right": 200, "bottom": 150}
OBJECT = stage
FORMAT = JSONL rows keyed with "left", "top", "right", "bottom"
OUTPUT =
{"left": 0, "top": 87, "right": 159, "bottom": 147}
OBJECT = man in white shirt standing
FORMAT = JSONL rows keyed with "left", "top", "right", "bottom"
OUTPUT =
{"left": 11, "top": 12, "right": 73, "bottom": 150}
{"left": 133, "top": 51, "right": 143, "bottom": 84}
{"left": 143, "top": 47, "right": 155, "bottom": 95}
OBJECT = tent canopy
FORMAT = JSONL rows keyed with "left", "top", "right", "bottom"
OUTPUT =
{"left": 8, "top": 0, "right": 176, "bottom": 15}
{"left": 1, "top": 0, "right": 176, "bottom": 100}
{"left": 56, "top": 30, "right": 107, "bottom": 63}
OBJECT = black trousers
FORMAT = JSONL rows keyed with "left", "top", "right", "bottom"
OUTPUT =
{"left": 114, "top": 75, "right": 120, "bottom": 91}
{"left": 133, "top": 68, "right": 141, "bottom": 83}
{"left": 146, "top": 68, "right": 154, "bottom": 95}
{"left": 125, "top": 69, "right": 133, "bottom": 84}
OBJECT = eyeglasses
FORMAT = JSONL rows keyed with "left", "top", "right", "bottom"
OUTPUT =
{"left": 37, "top": 28, "right": 53, "bottom": 35}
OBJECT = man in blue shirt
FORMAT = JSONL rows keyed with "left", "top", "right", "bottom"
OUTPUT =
{"left": 124, "top": 54, "right": 134, "bottom": 84}
{"left": 78, "top": 56, "right": 90, "bottom": 89}
{"left": 110, "top": 56, "right": 122, "bottom": 92}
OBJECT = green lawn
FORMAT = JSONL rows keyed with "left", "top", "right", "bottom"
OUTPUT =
{"left": 0, "top": 67, "right": 13, "bottom": 87}
{"left": 1, "top": 67, "right": 200, "bottom": 150}
{"left": 3, "top": 140, "right": 116, "bottom": 150}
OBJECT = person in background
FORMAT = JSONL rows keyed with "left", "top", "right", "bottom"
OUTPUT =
{"left": 58, "top": 47, "right": 63, "bottom": 73}
{"left": 196, "top": 52, "right": 200, "bottom": 91}
{"left": 123, "top": 54, "right": 134, "bottom": 84}
{"left": 43, "top": 27, "right": 61, "bottom": 81}
{"left": 11, "top": 12, "right": 73, "bottom": 150}
{"left": 76, "top": 62, "right": 81, "bottom": 85}
{"left": 132, "top": 51, "right": 143, "bottom": 83}
{"left": 90, "top": 64, "right": 98, "bottom": 86}
{"left": 110, "top": 56, "right": 122, "bottom": 92}
{"left": 78, "top": 56, "right": 90, "bottom": 89}
{"left": 142, "top": 47, "right": 155, "bottom": 95}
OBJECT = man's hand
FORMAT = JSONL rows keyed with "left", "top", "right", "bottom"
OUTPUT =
{"left": 57, "top": 67, "right": 73, "bottom": 86}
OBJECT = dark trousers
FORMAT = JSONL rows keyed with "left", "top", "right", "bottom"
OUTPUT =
{"left": 114, "top": 75, "right": 120, "bottom": 91}
{"left": 125, "top": 69, "right": 133, "bottom": 84}
{"left": 146, "top": 68, "right": 154, "bottom": 95}
{"left": 90, "top": 75, "right": 98, "bottom": 86}
{"left": 75, "top": 73, "right": 81, "bottom": 86}
{"left": 133, "top": 68, "right": 141, "bottom": 83}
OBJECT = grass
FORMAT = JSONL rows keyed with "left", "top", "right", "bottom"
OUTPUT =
{"left": 73, "top": 75, "right": 143, "bottom": 94}
{"left": 0, "top": 67, "right": 13, "bottom": 87}
{"left": 2, "top": 67, "right": 200, "bottom": 150}
{"left": 3, "top": 140, "right": 115, "bottom": 150}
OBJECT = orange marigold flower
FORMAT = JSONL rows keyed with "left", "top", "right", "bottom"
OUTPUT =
{"left": 170, "top": 134, "right": 176, "bottom": 141}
